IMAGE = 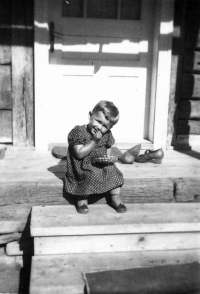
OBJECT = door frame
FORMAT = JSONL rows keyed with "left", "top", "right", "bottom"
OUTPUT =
{"left": 34, "top": 0, "right": 174, "bottom": 150}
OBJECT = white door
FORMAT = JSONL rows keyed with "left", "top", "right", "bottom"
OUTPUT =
{"left": 35, "top": 0, "right": 157, "bottom": 149}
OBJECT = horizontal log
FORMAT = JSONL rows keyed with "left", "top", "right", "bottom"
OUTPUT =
{"left": 0, "top": 221, "right": 22, "bottom": 234}
{"left": 0, "top": 178, "right": 174, "bottom": 206}
{"left": 180, "top": 74, "right": 200, "bottom": 98}
{"left": 0, "top": 91, "right": 12, "bottom": 109}
{"left": 0, "top": 65, "right": 11, "bottom": 92}
{"left": 177, "top": 119, "right": 200, "bottom": 135}
{"left": 0, "top": 205, "right": 31, "bottom": 232}
{"left": 183, "top": 50, "right": 200, "bottom": 72}
{"left": 178, "top": 100, "right": 200, "bottom": 119}
{"left": 184, "top": 0, "right": 200, "bottom": 49}
{"left": 0, "top": 110, "right": 12, "bottom": 142}
{"left": 0, "top": 232, "right": 21, "bottom": 245}
{"left": 0, "top": 27, "right": 11, "bottom": 64}
{"left": 175, "top": 134, "right": 200, "bottom": 147}
{"left": 175, "top": 178, "right": 200, "bottom": 202}
{"left": 6, "top": 238, "right": 33, "bottom": 256}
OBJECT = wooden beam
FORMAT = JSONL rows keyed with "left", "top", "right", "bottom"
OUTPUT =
{"left": 177, "top": 119, "right": 200, "bottom": 134}
{"left": 180, "top": 74, "right": 200, "bottom": 98}
{"left": 178, "top": 100, "right": 200, "bottom": 119}
{"left": 0, "top": 91, "right": 12, "bottom": 109}
{"left": 0, "top": 110, "right": 12, "bottom": 142}
{"left": 34, "top": 232, "right": 200, "bottom": 255}
{"left": 31, "top": 203, "right": 200, "bottom": 237}
{"left": 11, "top": 0, "right": 34, "bottom": 146}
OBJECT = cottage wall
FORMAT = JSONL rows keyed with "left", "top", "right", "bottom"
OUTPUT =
{"left": 0, "top": 0, "right": 34, "bottom": 146}
{"left": 0, "top": 0, "right": 199, "bottom": 148}
{"left": 167, "top": 0, "right": 200, "bottom": 148}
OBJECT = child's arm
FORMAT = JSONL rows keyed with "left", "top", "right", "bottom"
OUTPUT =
{"left": 73, "top": 130, "right": 102, "bottom": 159}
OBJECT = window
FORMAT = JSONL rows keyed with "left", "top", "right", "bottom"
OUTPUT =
{"left": 62, "top": 0, "right": 141, "bottom": 20}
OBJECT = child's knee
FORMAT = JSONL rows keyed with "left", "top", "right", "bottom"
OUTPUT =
{"left": 110, "top": 187, "right": 121, "bottom": 195}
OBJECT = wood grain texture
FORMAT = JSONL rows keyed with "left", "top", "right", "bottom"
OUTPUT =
{"left": 0, "top": 66, "right": 11, "bottom": 91}
{"left": 183, "top": 50, "right": 200, "bottom": 72}
{"left": 30, "top": 250, "right": 200, "bottom": 294}
{"left": 180, "top": 74, "right": 200, "bottom": 98}
{"left": 31, "top": 203, "right": 200, "bottom": 237}
{"left": 178, "top": 99, "right": 200, "bottom": 119}
{"left": 34, "top": 232, "right": 200, "bottom": 255}
{"left": 178, "top": 119, "right": 200, "bottom": 134}
{"left": 11, "top": 0, "right": 34, "bottom": 146}
{"left": 0, "top": 110, "right": 12, "bottom": 142}
{"left": 0, "top": 232, "right": 21, "bottom": 245}
{"left": 0, "top": 91, "right": 12, "bottom": 109}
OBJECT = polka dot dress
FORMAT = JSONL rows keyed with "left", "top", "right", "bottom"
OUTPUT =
{"left": 64, "top": 125, "right": 124, "bottom": 196}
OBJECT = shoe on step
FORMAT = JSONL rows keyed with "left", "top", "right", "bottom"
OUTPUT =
{"left": 135, "top": 148, "right": 164, "bottom": 164}
{"left": 76, "top": 199, "right": 89, "bottom": 214}
{"left": 110, "top": 194, "right": 127, "bottom": 213}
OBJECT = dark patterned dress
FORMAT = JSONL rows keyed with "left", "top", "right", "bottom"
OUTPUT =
{"left": 64, "top": 125, "right": 124, "bottom": 196}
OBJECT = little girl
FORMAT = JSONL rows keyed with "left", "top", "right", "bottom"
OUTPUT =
{"left": 64, "top": 100, "right": 127, "bottom": 214}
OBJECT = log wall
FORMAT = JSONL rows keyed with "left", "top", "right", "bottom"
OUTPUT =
{"left": 0, "top": 0, "right": 34, "bottom": 146}
{"left": 167, "top": 0, "right": 200, "bottom": 148}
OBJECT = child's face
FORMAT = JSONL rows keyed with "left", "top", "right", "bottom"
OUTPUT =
{"left": 88, "top": 110, "right": 113, "bottom": 136}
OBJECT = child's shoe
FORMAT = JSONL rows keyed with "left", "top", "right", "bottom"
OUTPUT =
{"left": 110, "top": 194, "right": 127, "bottom": 213}
{"left": 76, "top": 198, "right": 89, "bottom": 214}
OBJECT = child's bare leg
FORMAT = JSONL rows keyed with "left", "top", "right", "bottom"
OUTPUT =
{"left": 110, "top": 187, "right": 127, "bottom": 213}
{"left": 76, "top": 196, "right": 89, "bottom": 214}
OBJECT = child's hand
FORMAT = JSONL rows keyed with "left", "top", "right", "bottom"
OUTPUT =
{"left": 92, "top": 129, "right": 102, "bottom": 143}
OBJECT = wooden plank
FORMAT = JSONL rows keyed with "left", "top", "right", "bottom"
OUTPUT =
{"left": 30, "top": 250, "right": 200, "bottom": 294}
{"left": 0, "top": 178, "right": 174, "bottom": 204}
{"left": 34, "top": 232, "right": 200, "bottom": 255}
{"left": 0, "top": 110, "right": 12, "bottom": 142}
{"left": 0, "top": 66, "right": 11, "bottom": 91}
{"left": 0, "top": 253, "right": 23, "bottom": 294}
{"left": 6, "top": 238, "right": 33, "bottom": 256}
{"left": 0, "top": 28, "right": 11, "bottom": 64}
{"left": 0, "top": 91, "right": 12, "bottom": 109}
{"left": 31, "top": 203, "right": 200, "bottom": 237}
{"left": 175, "top": 134, "right": 200, "bottom": 146}
{"left": 175, "top": 178, "right": 200, "bottom": 202}
{"left": 178, "top": 99, "right": 200, "bottom": 119}
{"left": 184, "top": 0, "right": 200, "bottom": 49}
{"left": 0, "top": 221, "right": 22, "bottom": 234}
{"left": 183, "top": 50, "right": 200, "bottom": 72}
{"left": 180, "top": 74, "right": 200, "bottom": 98}
{"left": 0, "top": 232, "right": 21, "bottom": 245}
{"left": 177, "top": 119, "right": 200, "bottom": 134}
{"left": 11, "top": 0, "right": 34, "bottom": 146}
{"left": 0, "top": 1, "right": 11, "bottom": 64}
{"left": 167, "top": 0, "right": 186, "bottom": 147}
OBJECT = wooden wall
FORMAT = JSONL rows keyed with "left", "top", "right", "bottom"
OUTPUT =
{"left": 0, "top": 0, "right": 199, "bottom": 148}
{"left": 168, "top": 0, "right": 200, "bottom": 148}
{"left": 0, "top": 0, "right": 34, "bottom": 146}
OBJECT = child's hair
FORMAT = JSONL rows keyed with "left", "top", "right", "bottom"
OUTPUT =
{"left": 92, "top": 100, "right": 119, "bottom": 125}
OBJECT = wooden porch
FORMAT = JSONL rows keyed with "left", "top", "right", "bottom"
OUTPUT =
{"left": 0, "top": 146, "right": 200, "bottom": 293}
{"left": 1, "top": 146, "right": 200, "bottom": 232}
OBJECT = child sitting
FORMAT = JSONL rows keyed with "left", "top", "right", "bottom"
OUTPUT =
{"left": 65, "top": 100, "right": 127, "bottom": 214}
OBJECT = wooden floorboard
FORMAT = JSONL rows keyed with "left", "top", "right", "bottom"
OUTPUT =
{"left": 30, "top": 250, "right": 200, "bottom": 294}
{"left": 0, "top": 147, "right": 200, "bottom": 236}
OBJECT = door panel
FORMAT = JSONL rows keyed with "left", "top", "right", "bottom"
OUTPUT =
{"left": 45, "top": 0, "right": 155, "bottom": 145}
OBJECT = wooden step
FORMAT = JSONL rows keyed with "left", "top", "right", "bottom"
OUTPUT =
{"left": 31, "top": 203, "right": 200, "bottom": 255}
{"left": 30, "top": 250, "right": 200, "bottom": 294}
